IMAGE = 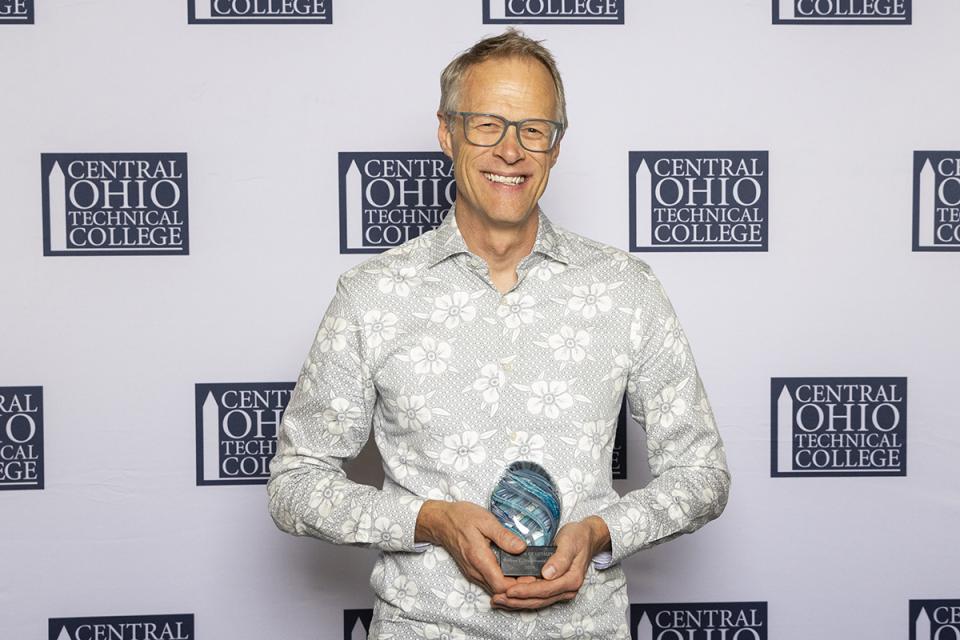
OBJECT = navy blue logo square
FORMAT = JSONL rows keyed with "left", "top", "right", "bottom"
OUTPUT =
{"left": 339, "top": 152, "right": 455, "bottom": 254}
{"left": 911, "top": 600, "right": 960, "bottom": 640}
{"left": 773, "top": 0, "right": 911, "bottom": 24}
{"left": 195, "top": 382, "right": 294, "bottom": 485}
{"left": 630, "top": 602, "right": 768, "bottom": 639}
{"left": 629, "top": 152, "right": 768, "bottom": 252}
{"left": 913, "top": 151, "right": 960, "bottom": 251}
{"left": 41, "top": 153, "right": 189, "bottom": 256}
{"left": 0, "top": 386, "right": 43, "bottom": 490}
{"left": 0, "top": 0, "right": 32, "bottom": 23}
{"left": 483, "top": 0, "right": 624, "bottom": 24}
{"left": 49, "top": 615, "right": 195, "bottom": 640}
{"left": 771, "top": 377, "right": 907, "bottom": 477}
{"left": 188, "top": 0, "right": 332, "bottom": 23}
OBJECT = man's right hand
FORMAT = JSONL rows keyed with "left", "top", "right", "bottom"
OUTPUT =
{"left": 415, "top": 499, "right": 527, "bottom": 596}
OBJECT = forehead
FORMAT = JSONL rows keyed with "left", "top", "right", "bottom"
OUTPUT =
{"left": 459, "top": 55, "right": 558, "bottom": 119}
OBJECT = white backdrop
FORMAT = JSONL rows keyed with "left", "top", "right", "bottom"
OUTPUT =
{"left": 2, "top": 1, "right": 959, "bottom": 638}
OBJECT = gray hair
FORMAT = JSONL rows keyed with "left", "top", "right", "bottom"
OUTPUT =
{"left": 439, "top": 28, "right": 568, "bottom": 129}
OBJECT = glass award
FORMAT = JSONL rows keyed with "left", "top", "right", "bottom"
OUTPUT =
{"left": 489, "top": 460, "right": 561, "bottom": 577}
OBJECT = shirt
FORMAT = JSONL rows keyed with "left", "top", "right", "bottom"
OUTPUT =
{"left": 267, "top": 206, "right": 731, "bottom": 639}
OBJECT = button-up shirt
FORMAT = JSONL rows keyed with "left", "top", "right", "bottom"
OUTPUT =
{"left": 267, "top": 206, "right": 731, "bottom": 639}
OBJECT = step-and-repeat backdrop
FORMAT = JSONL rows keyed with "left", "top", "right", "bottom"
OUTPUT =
{"left": 2, "top": 1, "right": 958, "bottom": 638}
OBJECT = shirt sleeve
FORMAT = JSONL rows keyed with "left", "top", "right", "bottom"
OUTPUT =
{"left": 594, "top": 264, "right": 731, "bottom": 567}
{"left": 266, "top": 274, "right": 427, "bottom": 553}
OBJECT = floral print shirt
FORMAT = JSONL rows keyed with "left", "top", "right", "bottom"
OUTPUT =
{"left": 267, "top": 206, "right": 731, "bottom": 639}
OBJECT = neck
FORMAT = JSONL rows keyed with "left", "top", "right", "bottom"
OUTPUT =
{"left": 454, "top": 205, "right": 539, "bottom": 273}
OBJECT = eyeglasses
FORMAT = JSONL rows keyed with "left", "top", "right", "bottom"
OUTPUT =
{"left": 446, "top": 111, "right": 564, "bottom": 153}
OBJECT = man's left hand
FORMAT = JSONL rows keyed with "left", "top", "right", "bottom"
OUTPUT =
{"left": 489, "top": 516, "right": 610, "bottom": 611}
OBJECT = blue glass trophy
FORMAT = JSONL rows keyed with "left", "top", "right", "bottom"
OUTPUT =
{"left": 490, "top": 460, "right": 561, "bottom": 576}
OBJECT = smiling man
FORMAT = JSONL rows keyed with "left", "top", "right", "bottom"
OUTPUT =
{"left": 268, "top": 29, "right": 730, "bottom": 639}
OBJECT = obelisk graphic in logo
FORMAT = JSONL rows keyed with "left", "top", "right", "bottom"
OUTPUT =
{"left": 346, "top": 160, "right": 364, "bottom": 250}
{"left": 54, "top": 627, "right": 70, "bottom": 640}
{"left": 919, "top": 158, "right": 935, "bottom": 247}
{"left": 486, "top": 0, "right": 508, "bottom": 21}
{"left": 634, "top": 158, "right": 652, "bottom": 250}
{"left": 778, "top": 0, "right": 796, "bottom": 20}
{"left": 350, "top": 617, "right": 366, "bottom": 640}
{"left": 914, "top": 606, "right": 931, "bottom": 640}
{"left": 48, "top": 161, "right": 67, "bottom": 252}
{"left": 776, "top": 385, "right": 794, "bottom": 473}
{"left": 193, "top": 0, "right": 213, "bottom": 20}
{"left": 202, "top": 391, "right": 220, "bottom": 483}
{"left": 635, "top": 611, "right": 653, "bottom": 640}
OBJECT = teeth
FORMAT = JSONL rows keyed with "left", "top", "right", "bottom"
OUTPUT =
{"left": 483, "top": 172, "right": 526, "bottom": 185}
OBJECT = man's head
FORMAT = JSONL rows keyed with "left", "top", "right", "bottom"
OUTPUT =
{"left": 437, "top": 30, "right": 566, "bottom": 229}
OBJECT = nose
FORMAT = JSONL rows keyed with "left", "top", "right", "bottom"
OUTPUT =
{"left": 493, "top": 123, "right": 525, "bottom": 164}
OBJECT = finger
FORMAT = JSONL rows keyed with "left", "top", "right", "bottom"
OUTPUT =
{"left": 541, "top": 544, "right": 576, "bottom": 580}
{"left": 477, "top": 517, "right": 527, "bottom": 555}
{"left": 491, "top": 590, "right": 577, "bottom": 610}
{"left": 506, "top": 572, "right": 583, "bottom": 599}
{"left": 467, "top": 536, "right": 515, "bottom": 594}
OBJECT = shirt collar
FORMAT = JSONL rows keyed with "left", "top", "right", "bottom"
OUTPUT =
{"left": 425, "top": 204, "right": 572, "bottom": 269}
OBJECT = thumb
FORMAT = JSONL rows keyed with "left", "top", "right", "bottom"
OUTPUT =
{"left": 499, "top": 529, "right": 527, "bottom": 554}
{"left": 482, "top": 518, "right": 526, "bottom": 553}
{"left": 542, "top": 546, "right": 573, "bottom": 580}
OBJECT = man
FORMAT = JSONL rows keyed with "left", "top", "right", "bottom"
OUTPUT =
{"left": 268, "top": 29, "right": 730, "bottom": 639}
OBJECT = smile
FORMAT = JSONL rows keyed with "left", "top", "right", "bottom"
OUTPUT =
{"left": 483, "top": 172, "right": 526, "bottom": 185}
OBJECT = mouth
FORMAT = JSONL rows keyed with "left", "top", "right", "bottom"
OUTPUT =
{"left": 482, "top": 171, "right": 527, "bottom": 186}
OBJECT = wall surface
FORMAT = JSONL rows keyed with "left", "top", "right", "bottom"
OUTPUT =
{"left": 1, "top": 1, "right": 958, "bottom": 639}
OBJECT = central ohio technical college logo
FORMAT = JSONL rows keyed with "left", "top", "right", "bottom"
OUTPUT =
{"left": 0, "top": 386, "right": 43, "bottom": 490}
{"left": 49, "top": 614, "right": 194, "bottom": 640}
{"left": 339, "top": 152, "right": 455, "bottom": 253}
{"left": 771, "top": 377, "right": 907, "bottom": 477}
{"left": 41, "top": 153, "right": 189, "bottom": 256}
{"left": 483, "top": 0, "right": 624, "bottom": 24}
{"left": 773, "top": 0, "right": 911, "bottom": 24}
{"left": 912, "top": 600, "right": 960, "bottom": 640}
{"left": 630, "top": 152, "right": 768, "bottom": 252}
{"left": 0, "top": 0, "right": 33, "bottom": 23}
{"left": 196, "top": 383, "right": 293, "bottom": 485}
{"left": 188, "top": 0, "right": 331, "bottom": 23}
{"left": 913, "top": 151, "right": 960, "bottom": 251}
{"left": 631, "top": 602, "right": 768, "bottom": 639}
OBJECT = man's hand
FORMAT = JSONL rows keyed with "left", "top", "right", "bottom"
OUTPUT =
{"left": 415, "top": 499, "right": 527, "bottom": 596}
{"left": 490, "top": 516, "right": 611, "bottom": 611}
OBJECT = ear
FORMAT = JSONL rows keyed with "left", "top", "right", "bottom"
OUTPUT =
{"left": 437, "top": 112, "right": 454, "bottom": 160}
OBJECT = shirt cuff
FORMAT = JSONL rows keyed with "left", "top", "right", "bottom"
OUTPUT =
{"left": 591, "top": 550, "right": 615, "bottom": 570}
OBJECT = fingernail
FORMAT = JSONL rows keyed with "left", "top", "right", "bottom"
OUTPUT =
{"left": 543, "top": 565, "right": 556, "bottom": 579}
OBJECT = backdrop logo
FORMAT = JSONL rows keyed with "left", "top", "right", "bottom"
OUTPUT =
{"left": 629, "top": 152, "right": 769, "bottom": 252}
{"left": 0, "top": 0, "right": 33, "bottom": 23}
{"left": 483, "top": 0, "right": 624, "bottom": 24}
{"left": 0, "top": 386, "right": 43, "bottom": 490}
{"left": 195, "top": 382, "right": 293, "bottom": 485}
{"left": 771, "top": 377, "right": 907, "bottom": 477}
{"left": 344, "top": 609, "right": 372, "bottom": 639}
{"left": 188, "top": 0, "right": 331, "bottom": 23}
{"left": 911, "top": 600, "right": 960, "bottom": 640}
{"left": 773, "top": 0, "right": 911, "bottom": 24}
{"left": 631, "top": 602, "right": 768, "bottom": 639}
{"left": 41, "top": 153, "right": 189, "bottom": 256}
{"left": 49, "top": 614, "right": 194, "bottom": 640}
{"left": 613, "top": 395, "right": 628, "bottom": 480}
{"left": 914, "top": 151, "right": 960, "bottom": 251}
{"left": 339, "top": 152, "right": 455, "bottom": 253}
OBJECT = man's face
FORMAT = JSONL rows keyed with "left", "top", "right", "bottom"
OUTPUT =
{"left": 438, "top": 56, "right": 562, "bottom": 228}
